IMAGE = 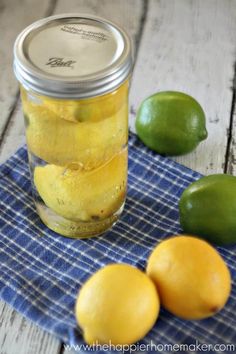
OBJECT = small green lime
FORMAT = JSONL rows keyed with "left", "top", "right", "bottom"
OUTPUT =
{"left": 135, "top": 91, "right": 208, "bottom": 155}
{"left": 179, "top": 174, "right": 236, "bottom": 245}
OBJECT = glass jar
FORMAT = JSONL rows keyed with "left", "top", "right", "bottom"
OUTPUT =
{"left": 13, "top": 14, "right": 132, "bottom": 238}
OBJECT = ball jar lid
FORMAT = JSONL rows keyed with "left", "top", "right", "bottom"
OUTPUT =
{"left": 13, "top": 13, "right": 133, "bottom": 98}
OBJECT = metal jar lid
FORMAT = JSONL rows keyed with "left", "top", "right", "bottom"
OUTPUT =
{"left": 13, "top": 13, "right": 133, "bottom": 99}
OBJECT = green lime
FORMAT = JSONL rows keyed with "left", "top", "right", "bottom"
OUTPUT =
{"left": 135, "top": 91, "right": 208, "bottom": 155}
{"left": 179, "top": 174, "right": 236, "bottom": 245}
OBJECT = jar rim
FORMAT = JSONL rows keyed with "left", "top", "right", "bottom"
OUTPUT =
{"left": 13, "top": 13, "right": 133, "bottom": 99}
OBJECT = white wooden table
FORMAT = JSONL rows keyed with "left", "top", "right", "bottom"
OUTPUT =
{"left": 0, "top": 0, "right": 235, "bottom": 353}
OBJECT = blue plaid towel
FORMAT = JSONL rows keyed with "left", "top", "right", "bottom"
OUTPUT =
{"left": 0, "top": 134, "right": 235, "bottom": 353}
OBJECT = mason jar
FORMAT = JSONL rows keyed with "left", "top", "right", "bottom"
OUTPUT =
{"left": 13, "top": 14, "right": 132, "bottom": 238}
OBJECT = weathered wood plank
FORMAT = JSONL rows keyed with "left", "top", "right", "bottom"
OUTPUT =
{"left": 129, "top": 0, "right": 236, "bottom": 175}
{"left": 0, "top": 0, "right": 144, "bottom": 163}
{"left": 0, "top": 300, "right": 61, "bottom": 354}
{"left": 0, "top": 101, "right": 26, "bottom": 164}
{"left": 0, "top": 0, "right": 53, "bottom": 141}
{"left": 227, "top": 100, "right": 236, "bottom": 175}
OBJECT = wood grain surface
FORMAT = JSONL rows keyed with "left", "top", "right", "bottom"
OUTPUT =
{"left": 0, "top": 301, "right": 61, "bottom": 354}
{"left": 129, "top": 0, "right": 236, "bottom": 174}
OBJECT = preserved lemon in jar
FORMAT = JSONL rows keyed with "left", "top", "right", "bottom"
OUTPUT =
{"left": 14, "top": 14, "right": 132, "bottom": 238}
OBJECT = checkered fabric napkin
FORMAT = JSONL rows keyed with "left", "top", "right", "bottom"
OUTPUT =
{"left": 0, "top": 134, "right": 235, "bottom": 353}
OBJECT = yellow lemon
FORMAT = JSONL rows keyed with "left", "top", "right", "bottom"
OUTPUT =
{"left": 146, "top": 235, "right": 231, "bottom": 320}
{"left": 43, "top": 81, "right": 129, "bottom": 123}
{"left": 23, "top": 103, "right": 128, "bottom": 168}
{"left": 75, "top": 264, "right": 160, "bottom": 345}
{"left": 21, "top": 87, "right": 128, "bottom": 168}
{"left": 34, "top": 149, "right": 127, "bottom": 222}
